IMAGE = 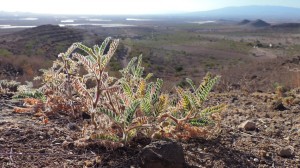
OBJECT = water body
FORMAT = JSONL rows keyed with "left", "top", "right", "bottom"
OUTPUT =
{"left": 188, "top": 21, "right": 216, "bottom": 24}
{"left": 86, "top": 19, "right": 111, "bottom": 22}
{"left": 126, "top": 18, "right": 154, "bottom": 21}
{"left": 59, "top": 23, "right": 135, "bottom": 27}
{"left": 61, "top": 19, "right": 75, "bottom": 23}
{"left": 0, "top": 25, "right": 36, "bottom": 29}
{"left": 19, "top": 18, "right": 39, "bottom": 21}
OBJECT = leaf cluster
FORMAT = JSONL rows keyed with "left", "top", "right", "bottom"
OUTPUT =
{"left": 37, "top": 37, "right": 226, "bottom": 146}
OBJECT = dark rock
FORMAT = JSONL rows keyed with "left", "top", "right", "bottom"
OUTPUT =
{"left": 251, "top": 75, "right": 257, "bottom": 80}
{"left": 39, "top": 148, "right": 46, "bottom": 153}
{"left": 67, "top": 123, "right": 80, "bottom": 131}
{"left": 82, "top": 112, "right": 91, "bottom": 119}
{"left": 271, "top": 100, "right": 288, "bottom": 111}
{"left": 231, "top": 97, "right": 238, "bottom": 103}
{"left": 278, "top": 146, "right": 294, "bottom": 158}
{"left": 245, "top": 102, "right": 252, "bottom": 105}
{"left": 139, "top": 140, "right": 186, "bottom": 168}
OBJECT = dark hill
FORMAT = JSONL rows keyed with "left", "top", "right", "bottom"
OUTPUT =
{"left": 272, "top": 23, "right": 300, "bottom": 29}
{"left": 0, "top": 24, "right": 83, "bottom": 58}
{"left": 238, "top": 19, "right": 270, "bottom": 28}
{"left": 239, "top": 19, "right": 251, "bottom": 25}
{"left": 250, "top": 19, "right": 270, "bottom": 27}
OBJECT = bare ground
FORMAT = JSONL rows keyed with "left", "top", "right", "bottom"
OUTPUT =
{"left": 1, "top": 90, "right": 299, "bottom": 168}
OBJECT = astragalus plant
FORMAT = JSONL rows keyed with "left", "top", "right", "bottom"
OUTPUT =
{"left": 38, "top": 37, "right": 226, "bottom": 146}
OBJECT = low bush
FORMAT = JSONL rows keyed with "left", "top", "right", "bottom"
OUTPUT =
{"left": 35, "top": 37, "right": 226, "bottom": 146}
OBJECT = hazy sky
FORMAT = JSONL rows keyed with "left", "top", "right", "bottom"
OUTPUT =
{"left": 1, "top": 0, "right": 300, "bottom": 15}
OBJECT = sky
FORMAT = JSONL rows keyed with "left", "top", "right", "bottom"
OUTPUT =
{"left": 1, "top": 0, "right": 300, "bottom": 15}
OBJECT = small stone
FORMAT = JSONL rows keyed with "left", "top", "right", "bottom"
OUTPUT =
{"left": 48, "top": 128, "right": 55, "bottom": 135}
{"left": 66, "top": 136, "right": 72, "bottom": 141}
{"left": 62, "top": 140, "right": 74, "bottom": 149}
{"left": 39, "top": 148, "right": 46, "bottom": 153}
{"left": 260, "top": 160, "right": 266, "bottom": 164}
{"left": 292, "top": 98, "right": 300, "bottom": 104}
{"left": 95, "top": 156, "right": 102, "bottom": 164}
{"left": 62, "top": 140, "right": 70, "bottom": 148}
{"left": 254, "top": 158, "right": 259, "bottom": 162}
{"left": 67, "top": 123, "right": 80, "bottom": 131}
{"left": 238, "top": 120, "right": 256, "bottom": 131}
{"left": 245, "top": 101, "right": 252, "bottom": 105}
{"left": 0, "top": 138, "right": 5, "bottom": 143}
{"left": 259, "top": 150, "right": 267, "bottom": 158}
{"left": 278, "top": 146, "right": 294, "bottom": 158}
{"left": 84, "top": 160, "right": 93, "bottom": 167}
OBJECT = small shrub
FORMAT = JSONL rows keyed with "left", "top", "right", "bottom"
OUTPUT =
{"left": 0, "top": 80, "right": 20, "bottom": 93}
{"left": 36, "top": 37, "right": 226, "bottom": 146}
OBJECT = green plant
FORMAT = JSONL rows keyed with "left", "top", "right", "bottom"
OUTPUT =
{"left": 0, "top": 80, "right": 20, "bottom": 93}
{"left": 156, "top": 73, "right": 226, "bottom": 139}
{"left": 13, "top": 84, "right": 45, "bottom": 100}
{"left": 37, "top": 37, "right": 226, "bottom": 147}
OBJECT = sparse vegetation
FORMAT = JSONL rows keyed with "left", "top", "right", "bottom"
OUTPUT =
{"left": 1, "top": 16, "right": 300, "bottom": 167}
{"left": 32, "top": 38, "right": 225, "bottom": 146}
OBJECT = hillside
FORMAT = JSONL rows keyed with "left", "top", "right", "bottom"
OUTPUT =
{"left": 0, "top": 24, "right": 83, "bottom": 58}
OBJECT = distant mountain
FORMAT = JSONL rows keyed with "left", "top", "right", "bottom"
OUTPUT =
{"left": 186, "top": 6, "right": 300, "bottom": 20}
{"left": 238, "top": 19, "right": 270, "bottom": 27}
{"left": 239, "top": 19, "right": 251, "bottom": 25}
{"left": 250, "top": 19, "right": 270, "bottom": 27}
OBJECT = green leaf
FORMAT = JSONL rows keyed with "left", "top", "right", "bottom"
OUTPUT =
{"left": 122, "top": 82, "right": 133, "bottom": 98}
{"left": 121, "top": 57, "right": 137, "bottom": 75}
{"left": 99, "top": 37, "right": 112, "bottom": 56}
{"left": 125, "top": 100, "right": 139, "bottom": 125}
{"left": 97, "top": 107, "right": 121, "bottom": 123}
{"left": 195, "top": 74, "right": 220, "bottom": 102}
{"left": 75, "top": 43, "right": 97, "bottom": 60}
{"left": 100, "top": 39, "right": 119, "bottom": 70}
{"left": 152, "top": 79, "right": 163, "bottom": 103}
{"left": 189, "top": 118, "right": 212, "bottom": 127}
{"left": 199, "top": 104, "right": 226, "bottom": 117}
{"left": 140, "top": 99, "right": 151, "bottom": 116}
{"left": 91, "top": 133, "right": 119, "bottom": 142}
{"left": 145, "top": 73, "right": 153, "bottom": 81}
{"left": 73, "top": 53, "right": 99, "bottom": 76}
{"left": 186, "top": 78, "right": 196, "bottom": 92}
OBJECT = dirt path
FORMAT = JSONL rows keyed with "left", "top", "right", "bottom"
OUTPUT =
{"left": 250, "top": 48, "right": 278, "bottom": 59}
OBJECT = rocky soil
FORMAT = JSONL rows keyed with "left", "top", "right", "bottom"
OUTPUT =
{"left": 0, "top": 90, "right": 299, "bottom": 167}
